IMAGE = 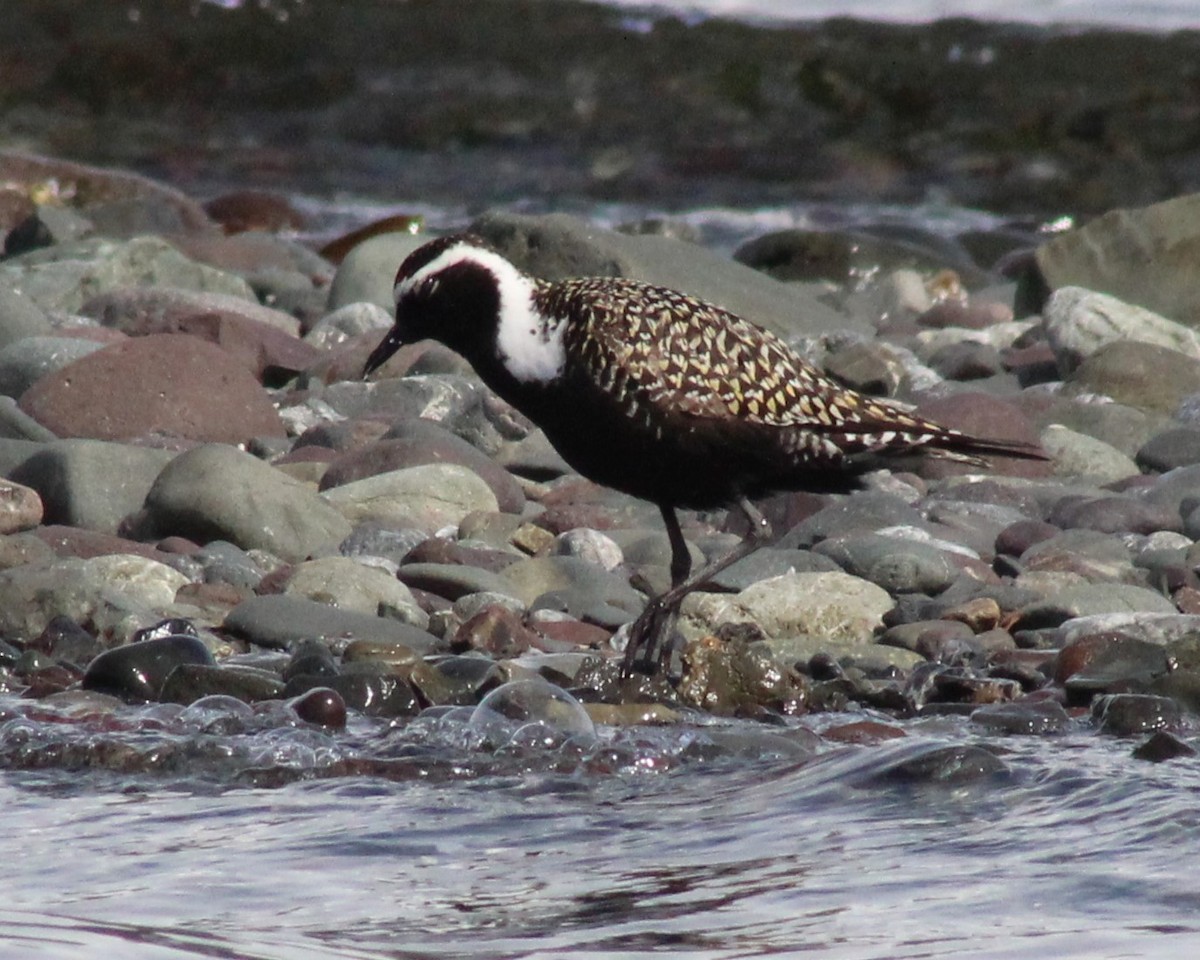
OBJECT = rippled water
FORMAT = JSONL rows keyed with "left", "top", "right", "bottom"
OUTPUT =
{"left": 4, "top": 692, "right": 1199, "bottom": 960}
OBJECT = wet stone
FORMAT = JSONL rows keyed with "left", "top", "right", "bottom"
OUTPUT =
{"left": 223, "top": 594, "right": 440, "bottom": 654}
{"left": 305, "top": 671, "right": 421, "bottom": 718}
{"left": 676, "top": 634, "right": 807, "bottom": 717}
{"left": 1055, "top": 632, "right": 1172, "bottom": 704}
{"left": 159, "top": 663, "right": 286, "bottom": 705}
{"left": 851, "top": 741, "right": 1009, "bottom": 787}
{"left": 970, "top": 699, "right": 1071, "bottom": 736}
{"left": 81, "top": 634, "right": 214, "bottom": 703}
{"left": 30, "top": 615, "right": 104, "bottom": 669}
{"left": 288, "top": 686, "right": 348, "bottom": 731}
{"left": 1132, "top": 730, "right": 1197, "bottom": 763}
{"left": 1092, "top": 693, "right": 1182, "bottom": 737}
{"left": 283, "top": 639, "right": 340, "bottom": 681}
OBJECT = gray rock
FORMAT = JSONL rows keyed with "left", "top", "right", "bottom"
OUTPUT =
{"left": 499, "top": 555, "right": 644, "bottom": 617}
{"left": 0, "top": 336, "right": 108, "bottom": 399}
{"left": 1093, "top": 693, "right": 1181, "bottom": 736}
{"left": 470, "top": 211, "right": 863, "bottom": 341}
{"left": 1018, "top": 584, "right": 1178, "bottom": 629}
{"left": 814, "top": 533, "right": 960, "bottom": 595}
{"left": 1055, "top": 613, "right": 1200, "bottom": 648}
{"left": 0, "top": 396, "right": 57, "bottom": 441}
{"left": 9, "top": 439, "right": 175, "bottom": 533}
{"left": 143, "top": 444, "right": 352, "bottom": 562}
{"left": 1036, "top": 194, "right": 1200, "bottom": 328}
{"left": 0, "top": 236, "right": 255, "bottom": 314}
{"left": 224, "top": 593, "right": 440, "bottom": 653}
{"left": 322, "top": 463, "right": 499, "bottom": 534}
{"left": 702, "top": 546, "right": 839, "bottom": 591}
{"left": 1137, "top": 428, "right": 1200, "bottom": 473}
{"left": 0, "top": 553, "right": 191, "bottom": 643}
{"left": 0, "top": 285, "right": 52, "bottom": 349}
{"left": 194, "top": 541, "right": 267, "bottom": 591}
{"left": 81, "top": 285, "right": 302, "bottom": 337}
{"left": 327, "top": 233, "right": 429, "bottom": 311}
{"left": 781, "top": 492, "right": 928, "bottom": 549}
{"left": 1039, "top": 424, "right": 1139, "bottom": 483}
{"left": 1026, "top": 395, "right": 1166, "bottom": 459}
{"left": 283, "top": 555, "right": 428, "bottom": 628}
{"left": 324, "top": 374, "right": 485, "bottom": 424}
{"left": 679, "top": 570, "right": 892, "bottom": 643}
{"left": 1063, "top": 341, "right": 1200, "bottom": 415}
{"left": 304, "top": 301, "right": 392, "bottom": 350}
{"left": 1043, "top": 286, "right": 1200, "bottom": 376}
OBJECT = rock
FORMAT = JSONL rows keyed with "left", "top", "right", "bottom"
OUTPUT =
{"left": 813, "top": 533, "right": 960, "bottom": 595}
{"left": 0, "top": 553, "right": 190, "bottom": 642}
{"left": 0, "top": 336, "right": 109, "bottom": 398}
{"left": 396, "top": 562, "right": 519, "bottom": 602}
{"left": 1137, "top": 428, "right": 1200, "bottom": 473}
{"left": 1132, "top": 730, "right": 1197, "bottom": 762}
{"left": 1062, "top": 341, "right": 1200, "bottom": 415}
{"left": 0, "top": 478, "right": 43, "bottom": 533}
{"left": 288, "top": 686, "right": 348, "bottom": 730}
{"left": 499, "top": 555, "right": 644, "bottom": 624}
{"left": 970, "top": 699, "right": 1071, "bottom": 736}
{"left": 322, "top": 463, "right": 499, "bottom": 534}
{"left": 913, "top": 393, "right": 1049, "bottom": 478}
{"left": 9, "top": 439, "right": 175, "bottom": 533}
{"left": 782, "top": 492, "right": 927, "bottom": 549}
{"left": 327, "top": 232, "right": 429, "bottom": 311}
{"left": 81, "top": 633, "right": 214, "bottom": 702}
{"left": 80, "top": 287, "right": 316, "bottom": 379}
{"left": 159, "top": 663, "right": 286, "bottom": 705}
{"left": 305, "top": 302, "right": 392, "bottom": 351}
{"left": 0, "top": 285, "right": 52, "bottom": 349}
{"left": 19, "top": 334, "right": 287, "bottom": 443}
{"left": 224, "top": 594, "right": 439, "bottom": 653}
{"left": 319, "top": 419, "right": 525, "bottom": 514}
{"left": 1053, "top": 631, "right": 1172, "bottom": 703}
{"left": 701, "top": 547, "right": 839, "bottom": 591}
{"left": 1038, "top": 424, "right": 1139, "bottom": 483}
{"left": 1036, "top": 193, "right": 1200, "bottom": 328}
{"left": 1017, "top": 584, "right": 1177, "bottom": 631}
{"left": 676, "top": 634, "right": 807, "bottom": 716}
{"left": 1092, "top": 693, "right": 1181, "bottom": 737}
{"left": 281, "top": 556, "right": 428, "bottom": 627}
{"left": 1042, "top": 286, "right": 1200, "bottom": 376}
{"left": 680, "top": 570, "right": 893, "bottom": 644}
{"left": 0, "top": 235, "right": 252, "bottom": 314}
{"left": 470, "top": 211, "right": 863, "bottom": 341}
{"left": 1047, "top": 494, "right": 1181, "bottom": 536}
{"left": 142, "top": 444, "right": 351, "bottom": 561}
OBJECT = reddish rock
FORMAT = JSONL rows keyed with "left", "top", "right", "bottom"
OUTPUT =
{"left": 203, "top": 189, "right": 308, "bottom": 235}
{"left": 19, "top": 333, "right": 287, "bottom": 443}
{"left": 822, "top": 720, "right": 907, "bottom": 744}
{"left": 33, "top": 524, "right": 173, "bottom": 561}
{"left": 915, "top": 392, "right": 1051, "bottom": 479}
{"left": 452, "top": 606, "right": 538, "bottom": 657}
{"left": 531, "top": 617, "right": 613, "bottom": 650}
{"left": 995, "top": 519, "right": 1060, "bottom": 557}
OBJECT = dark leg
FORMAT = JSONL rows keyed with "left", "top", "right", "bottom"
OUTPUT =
{"left": 621, "top": 497, "right": 773, "bottom": 676}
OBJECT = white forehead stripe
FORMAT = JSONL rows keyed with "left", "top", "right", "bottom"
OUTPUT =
{"left": 396, "top": 243, "right": 565, "bottom": 384}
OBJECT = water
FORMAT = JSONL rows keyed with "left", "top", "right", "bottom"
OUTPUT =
{"left": 3, "top": 694, "right": 1199, "bottom": 959}
{"left": 600, "top": 0, "right": 1200, "bottom": 31}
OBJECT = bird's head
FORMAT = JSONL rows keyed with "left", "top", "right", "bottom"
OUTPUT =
{"left": 362, "top": 233, "right": 529, "bottom": 376}
{"left": 363, "top": 233, "right": 564, "bottom": 385}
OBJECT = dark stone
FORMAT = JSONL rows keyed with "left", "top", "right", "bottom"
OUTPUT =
{"left": 159, "top": 663, "right": 286, "bottom": 705}
{"left": 1047, "top": 494, "right": 1182, "bottom": 535}
{"left": 1132, "top": 730, "right": 1197, "bottom": 762}
{"left": 995, "top": 519, "right": 1060, "bottom": 557}
{"left": 1054, "top": 632, "right": 1172, "bottom": 704}
{"left": 851, "top": 742, "right": 1008, "bottom": 787}
{"left": 29, "top": 615, "right": 104, "bottom": 669}
{"left": 82, "top": 634, "right": 215, "bottom": 703}
{"left": 927, "top": 341, "right": 1004, "bottom": 381}
{"left": 288, "top": 686, "right": 348, "bottom": 730}
{"left": 283, "top": 639, "right": 340, "bottom": 682}
{"left": 452, "top": 606, "right": 537, "bottom": 657}
{"left": 1137, "top": 427, "right": 1200, "bottom": 473}
{"left": 970, "top": 699, "right": 1070, "bottom": 736}
{"left": 1092, "top": 693, "right": 1182, "bottom": 737}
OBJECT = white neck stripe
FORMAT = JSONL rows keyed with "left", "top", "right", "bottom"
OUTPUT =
{"left": 396, "top": 243, "right": 566, "bottom": 384}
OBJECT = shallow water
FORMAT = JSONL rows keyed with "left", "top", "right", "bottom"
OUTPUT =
{"left": 4, "top": 692, "right": 1199, "bottom": 960}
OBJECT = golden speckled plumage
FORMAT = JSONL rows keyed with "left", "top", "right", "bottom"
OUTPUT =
{"left": 537, "top": 276, "right": 976, "bottom": 470}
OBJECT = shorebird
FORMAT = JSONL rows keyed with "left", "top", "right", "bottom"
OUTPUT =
{"left": 365, "top": 233, "right": 1043, "bottom": 675}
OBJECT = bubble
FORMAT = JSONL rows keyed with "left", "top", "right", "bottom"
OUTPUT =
{"left": 468, "top": 679, "right": 595, "bottom": 748}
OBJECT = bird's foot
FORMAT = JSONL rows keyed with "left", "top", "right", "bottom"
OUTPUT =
{"left": 619, "top": 597, "right": 679, "bottom": 678}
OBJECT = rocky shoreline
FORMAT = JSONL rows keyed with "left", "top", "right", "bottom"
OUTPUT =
{"left": 1, "top": 147, "right": 1200, "bottom": 778}
{"left": 6, "top": 1, "right": 1200, "bottom": 217}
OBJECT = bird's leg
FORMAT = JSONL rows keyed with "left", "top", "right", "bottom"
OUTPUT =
{"left": 621, "top": 498, "right": 773, "bottom": 676}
